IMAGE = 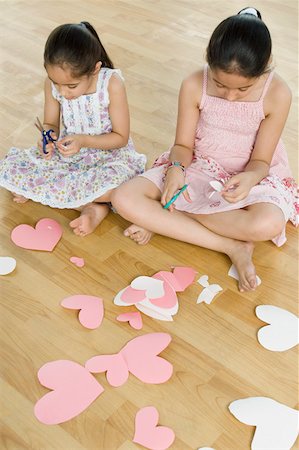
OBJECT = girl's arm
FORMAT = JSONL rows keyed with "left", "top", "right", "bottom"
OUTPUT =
{"left": 161, "top": 74, "right": 201, "bottom": 208}
{"left": 223, "top": 78, "right": 292, "bottom": 202}
{"left": 39, "top": 78, "right": 60, "bottom": 159}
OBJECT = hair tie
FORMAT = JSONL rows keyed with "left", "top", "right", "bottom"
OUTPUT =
{"left": 238, "top": 7, "right": 259, "bottom": 17}
{"left": 79, "top": 22, "right": 87, "bottom": 28}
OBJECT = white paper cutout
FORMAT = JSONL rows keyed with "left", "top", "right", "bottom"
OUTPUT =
{"left": 131, "top": 276, "right": 165, "bottom": 299}
{"left": 0, "top": 256, "right": 16, "bottom": 275}
{"left": 228, "top": 264, "right": 261, "bottom": 286}
{"left": 208, "top": 180, "right": 224, "bottom": 198}
{"left": 198, "top": 448, "right": 216, "bottom": 450}
{"left": 256, "top": 305, "right": 299, "bottom": 352}
{"left": 196, "top": 275, "right": 223, "bottom": 304}
{"left": 229, "top": 397, "right": 299, "bottom": 450}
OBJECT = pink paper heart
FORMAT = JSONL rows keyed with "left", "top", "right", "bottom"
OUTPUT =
{"left": 34, "top": 360, "right": 104, "bottom": 424}
{"left": 86, "top": 353, "right": 129, "bottom": 387}
{"left": 61, "top": 295, "right": 104, "bottom": 329}
{"left": 133, "top": 406, "right": 175, "bottom": 450}
{"left": 85, "top": 333, "right": 173, "bottom": 387}
{"left": 121, "top": 286, "right": 147, "bottom": 304}
{"left": 117, "top": 311, "right": 143, "bottom": 330}
{"left": 70, "top": 256, "right": 85, "bottom": 268}
{"left": 11, "top": 218, "right": 62, "bottom": 251}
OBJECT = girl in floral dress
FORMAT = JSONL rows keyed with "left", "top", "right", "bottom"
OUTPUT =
{"left": 112, "top": 7, "right": 298, "bottom": 292}
{"left": 0, "top": 22, "right": 146, "bottom": 236}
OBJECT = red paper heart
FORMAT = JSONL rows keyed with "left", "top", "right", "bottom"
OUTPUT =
{"left": 11, "top": 218, "right": 62, "bottom": 251}
{"left": 34, "top": 360, "right": 104, "bottom": 424}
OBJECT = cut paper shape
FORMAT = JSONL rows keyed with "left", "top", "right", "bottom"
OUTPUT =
{"left": 208, "top": 180, "right": 224, "bottom": 198}
{"left": 198, "top": 448, "right": 216, "bottom": 450}
{"left": 229, "top": 397, "right": 299, "bottom": 450}
{"left": 114, "top": 267, "right": 196, "bottom": 321}
{"left": 0, "top": 256, "right": 16, "bottom": 275}
{"left": 61, "top": 295, "right": 104, "bottom": 329}
{"left": 34, "top": 360, "right": 104, "bottom": 424}
{"left": 255, "top": 305, "right": 299, "bottom": 351}
{"left": 11, "top": 218, "right": 62, "bottom": 251}
{"left": 70, "top": 256, "right": 85, "bottom": 268}
{"left": 133, "top": 406, "right": 175, "bottom": 450}
{"left": 228, "top": 264, "right": 261, "bottom": 286}
{"left": 85, "top": 333, "right": 172, "bottom": 387}
{"left": 117, "top": 311, "right": 143, "bottom": 330}
{"left": 196, "top": 275, "right": 223, "bottom": 304}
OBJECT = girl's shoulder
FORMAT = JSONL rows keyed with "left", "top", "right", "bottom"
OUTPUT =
{"left": 264, "top": 72, "right": 292, "bottom": 114}
{"left": 180, "top": 68, "right": 205, "bottom": 108}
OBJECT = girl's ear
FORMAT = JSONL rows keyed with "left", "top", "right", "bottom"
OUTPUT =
{"left": 93, "top": 61, "right": 102, "bottom": 75}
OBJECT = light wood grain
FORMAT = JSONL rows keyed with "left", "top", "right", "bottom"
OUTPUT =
{"left": 0, "top": 1, "right": 298, "bottom": 449}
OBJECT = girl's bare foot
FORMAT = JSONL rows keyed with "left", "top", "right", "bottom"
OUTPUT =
{"left": 124, "top": 224, "right": 153, "bottom": 245}
{"left": 70, "top": 203, "right": 109, "bottom": 236}
{"left": 228, "top": 241, "right": 257, "bottom": 292}
{"left": 12, "top": 193, "right": 29, "bottom": 203}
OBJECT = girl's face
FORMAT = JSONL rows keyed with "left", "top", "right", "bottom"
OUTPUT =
{"left": 210, "top": 69, "right": 260, "bottom": 101}
{"left": 46, "top": 64, "right": 100, "bottom": 100}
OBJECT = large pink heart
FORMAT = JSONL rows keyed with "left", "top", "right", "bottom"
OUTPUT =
{"left": 34, "top": 360, "right": 104, "bottom": 424}
{"left": 61, "top": 295, "right": 104, "bottom": 329}
{"left": 85, "top": 333, "right": 173, "bottom": 387}
{"left": 11, "top": 218, "right": 62, "bottom": 251}
{"left": 133, "top": 406, "right": 175, "bottom": 450}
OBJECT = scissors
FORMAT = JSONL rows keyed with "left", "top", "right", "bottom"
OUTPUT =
{"left": 163, "top": 184, "right": 188, "bottom": 209}
{"left": 34, "top": 117, "right": 57, "bottom": 154}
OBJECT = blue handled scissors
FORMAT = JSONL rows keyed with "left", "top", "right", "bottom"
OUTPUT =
{"left": 34, "top": 117, "right": 57, "bottom": 154}
{"left": 163, "top": 184, "right": 188, "bottom": 209}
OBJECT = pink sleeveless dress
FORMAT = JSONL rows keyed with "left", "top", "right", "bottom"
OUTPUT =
{"left": 141, "top": 65, "right": 298, "bottom": 246}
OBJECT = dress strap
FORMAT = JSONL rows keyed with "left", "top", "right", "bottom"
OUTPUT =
{"left": 199, "top": 64, "right": 208, "bottom": 110}
{"left": 259, "top": 70, "right": 274, "bottom": 101}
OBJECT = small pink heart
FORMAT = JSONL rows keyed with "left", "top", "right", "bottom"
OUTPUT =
{"left": 11, "top": 218, "right": 62, "bottom": 251}
{"left": 117, "top": 312, "right": 143, "bottom": 330}
{"left": 70, "top": 256, "right": 85, "bottom": 268}
{"left": 133, "top": 406, "right": 175, "bottom": 450}
{"left": 85, "top": 354, "right": 129, "bottom": 387}
{"left": 61, "top": 295, "right": 104, "bottom": 329}
{"left": 34, "top": 360, "right": 104, "bottom": 424}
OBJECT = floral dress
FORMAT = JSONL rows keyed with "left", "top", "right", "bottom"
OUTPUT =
{"left": 0, "top": 68, "right": 146, "bottom": 208}
{"left": 141, "top": 65, "right": 298, "bottom": 246}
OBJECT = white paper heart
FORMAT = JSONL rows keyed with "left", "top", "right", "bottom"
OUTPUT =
{"left": 197, "top": 275, "right": 223, "bottom": 304}
{"left": 197, "top": 275, "right": 209, "bottom": 288}
{"left": 0, "top": 257, "right": 17, "bottom": 275}
{"left": 131, "top": 276, "right": 165, "bottom": 299}
{"left": 256, "top": 305, "right": 299, "bottom": 351}
{"left": 229, "top": 397, "right": 299, "bottom": 450}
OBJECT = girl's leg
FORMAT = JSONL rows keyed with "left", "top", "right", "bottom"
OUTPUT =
{"left": 193, "top": 204, "right": 285, "bottom": 242}
{"left": 70, "top": 190, "right": 114, "bottom": 236}
{"left": 112, "top": 178, "right": 257, "bottom": 292}
{"left": 12, "top": 193, "right": 29, "bottom": 203}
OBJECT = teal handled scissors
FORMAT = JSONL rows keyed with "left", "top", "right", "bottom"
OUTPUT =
{"left": 163, "top": 184, "right": 188, "bottom": 209}
{"left": 34, "top": 117, "right": 57, "bottom": 154}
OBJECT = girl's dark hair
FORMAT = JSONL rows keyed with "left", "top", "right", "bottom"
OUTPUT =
{"left": 44, "top": 22, "right": 114, "bottom": 76}
{"left": 206, "top": 7, "right": 272, "bottom": 78}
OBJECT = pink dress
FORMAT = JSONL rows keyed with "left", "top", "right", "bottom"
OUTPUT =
{"left": 141, "top": 65, "right": 298, "bottom": 246}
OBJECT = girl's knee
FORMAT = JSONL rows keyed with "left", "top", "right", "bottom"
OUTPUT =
{"left": 250, "top": 211, "right": 285, "bottom": 241}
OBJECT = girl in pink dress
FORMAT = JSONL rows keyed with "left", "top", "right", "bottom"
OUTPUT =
{"left": 0, "top": 22, "right": 146, "bottom": 236}
{"left": 112, "top": 7, "right": 298, "bottom": 292}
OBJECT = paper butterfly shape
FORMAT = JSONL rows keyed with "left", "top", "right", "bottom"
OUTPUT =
{"left": 34, "top": 360, "right": 104, "bottom": 424}
{"left": 229, "top": 397, "right": 299, "bottom": 450}
{"left": 0, "top": 256, "right": 16, "bottom": 275}
{"left": 85, "top": 333, "right": 173, "bottom": 387}
{"left": 256, "top": 305, "right": 299, "bottom": 351}
{"left": 11, "top": 218, "right": 62, "bottom": 251}
{"left": 208, "top": 180, "right": 224, "bottom": 198}
{"left": 61, "top": 295, "right": 104, "bottom": 329}
{"left": 114, "top": 267, "right": 196, "bottom": 321}
{"left": 133, "top": 406, "right": 175, "bottom": 450}
{"left": 196, "top": 275, "right": 223, "bottom": 304}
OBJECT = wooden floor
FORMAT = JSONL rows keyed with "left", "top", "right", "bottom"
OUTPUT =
{"left": 0, "top": 1, "right": 298, "bottom": 449}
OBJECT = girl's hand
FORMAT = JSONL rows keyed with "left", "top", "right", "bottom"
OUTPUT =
{"left": 222, "top": 172, "right": 256, "bottom": 203}
{"left": 161, "top": 166, "right": 191, "bottom": 212}
{"left": 56, "top": 135, "right": 83, "bottom": 157}
{"left": 37, "top": 134, "right": 57, "bottom": 160}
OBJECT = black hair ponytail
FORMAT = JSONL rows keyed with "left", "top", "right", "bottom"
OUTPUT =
{"left": 44, "top": 22, "right": 114, "bottom": 77}
{"left": 206, "top": 7, "right": 271, "bottom": 78}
